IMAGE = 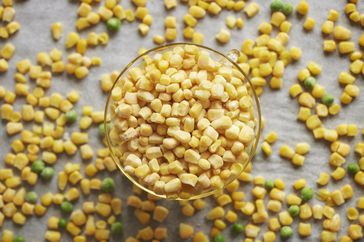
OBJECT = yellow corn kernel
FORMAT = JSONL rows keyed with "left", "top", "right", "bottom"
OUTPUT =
{"left": 1, "top": 42, "right": 15, "bottom": 60}
{"left": 303, "top": 17, "right": 315, "bottom": 31}
{"left": 355, "top": 171, "right": 364, "bottom": 186}
{"left": 270, "top": 188, "right": 285, "bottom": 202}
{"left": 321, "top": 230, "right": 337, "bottom": 241}
{"left": 347, "top": 124, "right": 358, "bottom": 136}
{"left": 51, "top": 22, "right": 63, "bottom": 40}
{"left": 224, "top": 210, "right": 237, "bottom": 223}
{"left": 331, "top": 190, "right": 345, "bottom": 206}
{"left": 323, "top": 206, "right": 335, "bottom": 219}
{"left": 192, "top": 231, "right": 209, "bottom": 242}
{"left": 271, "top": 12, "right": 286, "bottom": 27}
{"left": 225, "top": 15, "right": 236, "bottom": 29}
{"left": 298, "top": 222, "right": 312, "bottom": 237}
{"left": 192, "top": 32, "right": 203, "bottom": 44}
{"left": 348, "top": 224, "right": 363, "bottom": 240}
{"left": 279, "top": 144, "right": 294, "bottom": 159}
{"left": 297, "top": 107, "right": 311, "bottom": 122}
{"left": 331, "top": 167, "right": 345, "bottom": 181}
{"left": 244, "top": 2, "right": 260, "bottom": 18}
{"left": 296, "top": 0, "right": 309, "bottom": 15}
{"left": 268, "top": 217, "right": 281, "bottom": 232}
{"left": 334, "top": 25, "right": 352, "bottom": 41}
{"left": 0, "top": 58, "right": 9, "bottom": 72}
{"left": 316, "top": 172, "right": 330, "bottom": 186}
{"left": 261, "top": 141, "right": 272, "bottom": 156}
{"left": 245, "top": 224, "right": 260, "bottom": 238}
{"left": 164, "top": 0, "right": 176, "bottom": 9}
{"left": 241, "top": 202, "right": 255, "bottom": 216}
{"left": 347, "top": 207, "right": 359, "bottom": 221}
{"left": 329, "top": 152, "right": 345, "bottom": 167}
{"left": 294, "top": 142, "right": 310, "bottom": 155}
{"left": 293, "top": 179, "right": 306, "bottom": 190}
{"left": 345, "top": 84, "right": 360, "bottom": 98}
{"left": 280, "top": 21, "right": 292, "bottom": 33}
{"left": 215, "top": 28, "right": 231, "bottom": 44}
{"left": 327, "top": 9, "right": 339, "bottom": 21}
{"left": 322, "top": 20, "right": 334, "bottom": 35}
{"left": 289, "top": 84, "right": 303, "bottom": 98}
{"left": 314, "top": 102, "right": 328, "bottom": 117}
{"left": 65, "top": 32, "right": 80, "bottom": 49}
{"left": 192, "top": 199, "right": 206, "bottom": 210}
{"left": 299, "top": 203, "right": 312, "bottom": 219}
{"left": 189, "top": 6, "right": 205, "bottom": 19}
{"left": 306, "top": 115, "right": 321, "bottom": 130}
{"left": 278, "top": 211, "right": 293, "bottom": 225}
{"left": 214, "top": 219, "right": 226, "bottom": 230}
{"left": 299, "top": 92, "right": 316, "bottom": 108}
{"left": 338, "top": 41, "right": 355, "bottom": 55}
{"left": 267, "top": 200, "right": 282, "bottom": 213}
{"left": 312, "top": 204, "right": 323, "bottom": 219}
{"left": 263, "top": 131, "right": 277, "bottom": 144}
{"left": 323, "top": 40, "right": 336, "bottom": 53}
{"left": 64, "top": 188, "right": 80, "bottom": 202}
{"left": 329, "top": 103, "right": 341, "bottom": 115}
{"left": 340, "top": 184, "right": 353, "bottom": 200}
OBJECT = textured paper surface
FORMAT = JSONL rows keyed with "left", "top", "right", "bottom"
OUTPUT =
{"left": 1, "top": 0, "right": 364, "bottom": 241}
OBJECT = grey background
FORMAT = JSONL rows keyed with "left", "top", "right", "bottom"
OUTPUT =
{"left": 0, "top": 0, "right": 363, "bottom": 241}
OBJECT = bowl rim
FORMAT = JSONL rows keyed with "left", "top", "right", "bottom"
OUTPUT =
{"left": 104, "top": 42, "right": 262, "bottom": 200}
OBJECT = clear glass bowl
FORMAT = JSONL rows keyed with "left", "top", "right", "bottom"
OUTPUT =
{"left": 104, "top": 43, "right": 261, "bottom": 200}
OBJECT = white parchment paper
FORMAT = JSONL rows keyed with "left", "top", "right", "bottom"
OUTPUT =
{"left": 1, "top": 0, "right": 364, "bottom": 241}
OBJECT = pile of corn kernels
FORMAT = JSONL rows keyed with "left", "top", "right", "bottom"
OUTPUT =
{"left": 1, "top": 0, "right": 364, "bottom": 241}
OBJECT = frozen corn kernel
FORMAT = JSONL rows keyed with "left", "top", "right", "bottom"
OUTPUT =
{"left": 51, "top": 22, "right": 63, "bottom": 40}
{"left": 189, "top": 6, "right": 206, "bottom": 19}
{"left": 322, "top": 20, "right": 334, "bottom": 35}
{"left": 334, "top": 26, "right": 352, "bottom": 41}
{"left": 244, "top": 2, "right": 260, "bottom": 18}
{"left": 164, "top": 0, "right": 176, "bottom": 9}
{"left": 279, "top": 145, "right": 295, "bottom": 159}
{"left": 303, "top": 17, "right": 315, "bottom": 31}
{"left": 323, "top": 40, "right": 336, "bottom": 53}
{"left": 296, "top": 0, "right": 309, "bottom": 15}
{"left": 338, "top": 41, "right": 355, "bottom": 54}
{"left": 215, "top": 29, "right": 231, "bottom": 44}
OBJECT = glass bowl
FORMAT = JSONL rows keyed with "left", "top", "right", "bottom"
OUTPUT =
{"left": 104, "top": 43, "right": 261, "bottom": 200}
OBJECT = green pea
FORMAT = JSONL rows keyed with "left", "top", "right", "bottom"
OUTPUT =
{"left": 288, "top": 205, "right": 300, "bottom": 217}
{"left": 280, "top": 226, "right": 293, "bottom": 239}
{"left": 107, "top": 17, "right": 121, "bottom": 32}
{"left": 58, "top": 218, "right": 67, "bottom": 229}
{"left": 214, "top": 234, "right": 225, "bottom": 242}
{"left": 101, "top": 177, "right": 115, "bottom": 193}
{"left": 270, "top": 0, "right": 284, "bottom": 12}
{"left": 321, "top": 93, "right": 334, "bottom": 106}
{"left": 232, "top": 223, "right": 245, "bottom": 234}
{"left": 25, "top": 191, "right": 38, "bottom": 204}
{"left": 41, "top": 167, "right": 55, "bottom": 180}
{"left": 99, "top": 122, "right": 110, "bottom": 137}
{"left": 14, "top": 236, "right": 26, "bottom": 242}
{"left": 281, "top": 3, "right": 293, "bottom": 16}
{"left": 65, "top": 109, "right": 78, "bottom": 123}
{"left": 348, "top": 163, "right": 360, "bottom": 175}
{"left": 301, "top": 187, "right": 314, "bottom": 202}
{"left": 303, "top": 76, "right": 316, "bottom": 90}
{"left": 60, "top": 201, "right": 73, "bottom": 214}
{"left": 264, "top": 180, "right": 274, "bottom": 190}
{"left": 111, "top": 221, "right": 123, "bottom": 236}
{"left": 31, "top": 160, "right": 45, "bottom": 174}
